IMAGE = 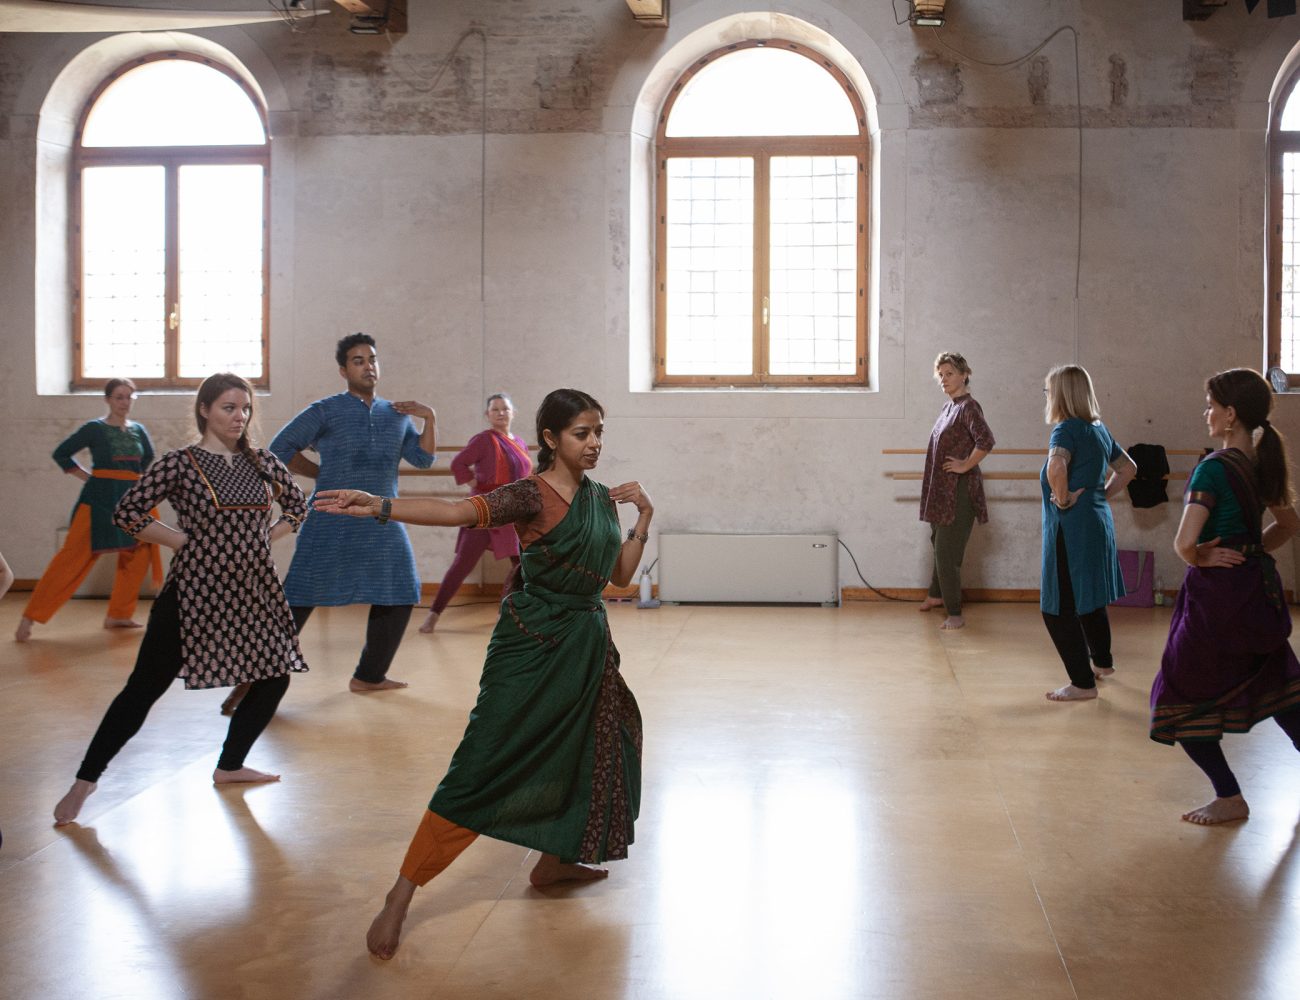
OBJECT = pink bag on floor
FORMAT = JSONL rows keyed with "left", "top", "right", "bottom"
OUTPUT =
{"left": 1112, "top": 549, "right": 1154, "bottom": 607}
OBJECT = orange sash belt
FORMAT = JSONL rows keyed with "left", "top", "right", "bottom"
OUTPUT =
{"left": 91, "top": 469, "right": 161, "bottom": 582}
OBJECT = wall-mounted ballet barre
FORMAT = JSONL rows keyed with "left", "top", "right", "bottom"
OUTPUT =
{"left": 883, "top": 447, "right": 1204, "bottom": 483}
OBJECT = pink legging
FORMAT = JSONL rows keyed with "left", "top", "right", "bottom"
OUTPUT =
{"left": 430, "top": 530, "right": 519, "bottom": 614}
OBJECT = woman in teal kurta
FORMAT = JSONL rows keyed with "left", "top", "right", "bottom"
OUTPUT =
{"left": 314, "top": 388, "right": 652, "bottom": 960}
{"left": 1039, "top": 365, "right": 1136, "bottom": 702}
{"left": 16, "top": 378, "right": 161, "bottom": 641}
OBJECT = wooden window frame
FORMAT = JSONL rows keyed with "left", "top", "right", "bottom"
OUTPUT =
{"left": 1268, "top": 65, "right": 1300, "bottom": 387}
{"left": 71, "top": 52, "right": 271, "bottom": 391}
{"left": 654, "top": 40, "right": 870, "bottom": 388}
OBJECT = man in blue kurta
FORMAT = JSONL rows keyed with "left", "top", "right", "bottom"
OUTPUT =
{"left": 270, "top": 333, "right": 437, "bottom": 693}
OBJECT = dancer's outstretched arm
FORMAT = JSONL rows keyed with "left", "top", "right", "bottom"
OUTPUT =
{"left": 315, "top": 489, "right": 477, "bottom": 527}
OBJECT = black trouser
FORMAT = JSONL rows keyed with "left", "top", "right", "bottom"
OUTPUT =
{"left": 77, "top": 585, "right": 291, "bottom": 782}
{"left": 1181, "top": 707, "right": 1300, "bottom": 798}
{"left": 1041, "top": 528, "right": 1112, "bottom": 690}
{"left": 291, "top": 603, "right": 412, "bottom": 684}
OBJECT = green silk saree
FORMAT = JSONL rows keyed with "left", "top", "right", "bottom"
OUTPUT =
{"left": 430, "top": 476, "right": 643, "bottom": 863}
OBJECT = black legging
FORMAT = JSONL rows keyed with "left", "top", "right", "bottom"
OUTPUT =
{"left": 1181, "top": 707, "right": 1300, "bottom": 798}
{"left": 291, "top": 603, "right": 412, "bottom": 684}
{"left": 77, "top": 585, "right": 290, "bottom": 782}
{"left": 1041, "top": 527, "right": 1113, "bottom": 690}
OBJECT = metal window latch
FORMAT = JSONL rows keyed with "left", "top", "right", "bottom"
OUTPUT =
{"left": 168, "top": 303, "right": 180, "bottom": 331}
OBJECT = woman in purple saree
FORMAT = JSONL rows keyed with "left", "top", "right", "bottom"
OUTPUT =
{"left": 1150, "top": 369, "right": 1300, "bottom": 824}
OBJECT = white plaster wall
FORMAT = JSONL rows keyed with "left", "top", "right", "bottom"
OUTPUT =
{"left": 2, "top": 2, "right": 1299, "bottom": 601}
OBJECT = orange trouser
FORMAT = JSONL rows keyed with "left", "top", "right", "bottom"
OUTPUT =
{"left": 400, "top": 810, "right": 479, "bottom": 886}
{"left": 23, "top": 504, "right": 154, "bottom": 623}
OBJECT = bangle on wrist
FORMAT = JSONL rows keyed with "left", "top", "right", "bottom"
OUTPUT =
{"left": 375, "top": 497, "right": 392, "bottom": 524}
{"left": 627, "top": 528, "right": 649, "bottom": 544}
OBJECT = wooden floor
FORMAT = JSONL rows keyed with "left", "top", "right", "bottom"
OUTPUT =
{"left": 2, "top": 595, "right": 1298, "bottom": 1000}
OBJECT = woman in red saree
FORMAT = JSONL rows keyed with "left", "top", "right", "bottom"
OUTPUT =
{"left": 315, "top": 388, "right": 651, "bottom": 959}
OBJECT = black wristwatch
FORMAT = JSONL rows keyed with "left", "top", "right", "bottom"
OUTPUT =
{"left": 376, "top": 497, "right": 393, "bottom": 524}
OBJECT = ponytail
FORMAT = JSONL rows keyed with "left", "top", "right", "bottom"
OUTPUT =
{"left": 1255, "top": 422, "right": 1293, "bottom": 507}
{"left": 238, "top": 434, "right": 282, "bottom": 497}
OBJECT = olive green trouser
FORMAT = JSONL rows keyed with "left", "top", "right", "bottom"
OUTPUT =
{"left": 927, "top": 476, "right": 976, "bottom": 617}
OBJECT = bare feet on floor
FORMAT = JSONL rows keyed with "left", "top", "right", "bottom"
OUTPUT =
{"left": 14, "top": 617, "right": 33, "bottom": 642}
{"left": 1092, "top": 665, "right": 1116, "bottom": 679}
{"left": 103, "top": 618, "right": 143, "bottom": 630}
{"left": 418, "top": 609, "right": 439, "bottom": 634}
{"left": 367, "top": 877, "right": 417, "bottom": 960}
{"left": 213, "top": 766, "right": 280, "bottom": 784}
{"left": 349, "top": 677, "right": 409, "bottom": 693}
{"left": 53, "top": 779, "right": 96, "bottom": 826}
{"left": 529, "top": 853, "right": 609, "bottom": 888}
{"left": 1046, "top": 684, "right": 1098, "bottom": 702}
{"left": 1182, "top": 794, "right": 1250, "bottom": 825}
{"left": 221, "top": 683, "right": 250, "bottom": 716}
{"left": 939, "top": 616, "right": 965, "bottom": 630}
{"left": 918, "top": 598, "right": 943, "bottom": 613}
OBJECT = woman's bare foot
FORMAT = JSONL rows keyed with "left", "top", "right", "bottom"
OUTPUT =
{"left": 367, "top": 876, "right": 417, "bottom": 960}
{"left": 939, "top": 616, "right": 965, "bottom": 630}
{"left": 349, "top": 677, "right": 409, "bottom": 693}
{"left": 103, "top": 617, "right": 143, "bottom": 630}
{"left": 1092, "top": 665, "right": 1116, "bottom": 679}
{"left": 1182, "top": 795, "right": 1250, "bottom": 825}
{"left": 213, "top": 766, "right": 280, "bottom": 784}
{"left": 220, "top": 683, "right": 250, "bottom": 716}
{"left": 14, "top": 617, "right": 33, "bottom": 642}
{"left": 918, "top": 597, "right": 944, "bottom": 612}
{"left": 418, "top": 609, "right": 440, "bottom": 634}
{"left": 529, "top": 853, "right": 609, "bottom": 887}
{"left": 1045, "top": 684, "right": 1098, "bottom": 702}
{"left": 54, "top": 779, "right": 96, "bottom": 826}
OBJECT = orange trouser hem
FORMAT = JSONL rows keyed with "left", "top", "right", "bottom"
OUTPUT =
{"left": 23, "top": 505, "right": 154, "bottom": 623}
{"left": 399, "top": 810, "right": 479, "bottom": 887}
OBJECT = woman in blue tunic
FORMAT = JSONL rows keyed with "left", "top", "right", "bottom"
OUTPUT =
{"left": 1039, "top": 365, "right": 1136, "bottom": 702}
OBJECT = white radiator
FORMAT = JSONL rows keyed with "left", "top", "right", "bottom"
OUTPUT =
{"left": 657, "top": 532, "right": 839, "bottom": 605}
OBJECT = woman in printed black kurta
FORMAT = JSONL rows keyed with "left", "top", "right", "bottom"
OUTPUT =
{"left": 16, "top": 378, "right": 161, "bottom": 641}
{"left": 53, "top": 374, "right": 309, "bottom": 827}
{"left": 314, "top": 388, "right": 651, "bottom": 961}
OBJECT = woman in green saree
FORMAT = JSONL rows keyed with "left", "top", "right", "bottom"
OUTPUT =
{"left": 315, "top": 388, "right": 651, "bottom": 960}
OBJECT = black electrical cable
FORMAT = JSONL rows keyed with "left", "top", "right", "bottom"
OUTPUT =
{"left": 838, "top": 539, "right": 909, "bottom": 602}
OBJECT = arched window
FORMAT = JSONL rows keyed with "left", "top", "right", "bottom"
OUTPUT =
{"left": 1270, "top": 67, "right": 1300, "bottom": 384}
{"left": 655, "top": 41, "right": 870, "bottom": 387}
{"left": 73, "top": 53, "right": 270, "bottom": 389}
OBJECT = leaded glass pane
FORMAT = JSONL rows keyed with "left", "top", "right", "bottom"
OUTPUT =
{"left": 768, "top": 156, "right": 858, "bottom": 376}
{"left": 664, "top": 158, "right": 756, "bottom": 377}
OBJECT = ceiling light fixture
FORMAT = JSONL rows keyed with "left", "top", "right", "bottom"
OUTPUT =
{"left": 910, "top": 0, "right": 947, "bottom": 27}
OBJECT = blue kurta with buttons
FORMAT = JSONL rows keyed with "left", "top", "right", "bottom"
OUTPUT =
{"left": 271, "top": 393, "right": 435, "bottom": 606}
{"left": 1039, "top": 418, "right": 1127, "bottom": 616}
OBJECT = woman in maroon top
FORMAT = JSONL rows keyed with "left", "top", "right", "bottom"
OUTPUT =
{"left": 419, "top": 393, "right": 532, "bottom": 633}
{"left": 918, "top": 353, "right": 996, "bottom": 629}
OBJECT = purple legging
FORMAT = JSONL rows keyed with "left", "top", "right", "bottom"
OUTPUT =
{"left": 430, "top": 530, "right": 519, "bottom": 614}
{"left": 1180, "top": 706, "right": 1300, "bottom": 798}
